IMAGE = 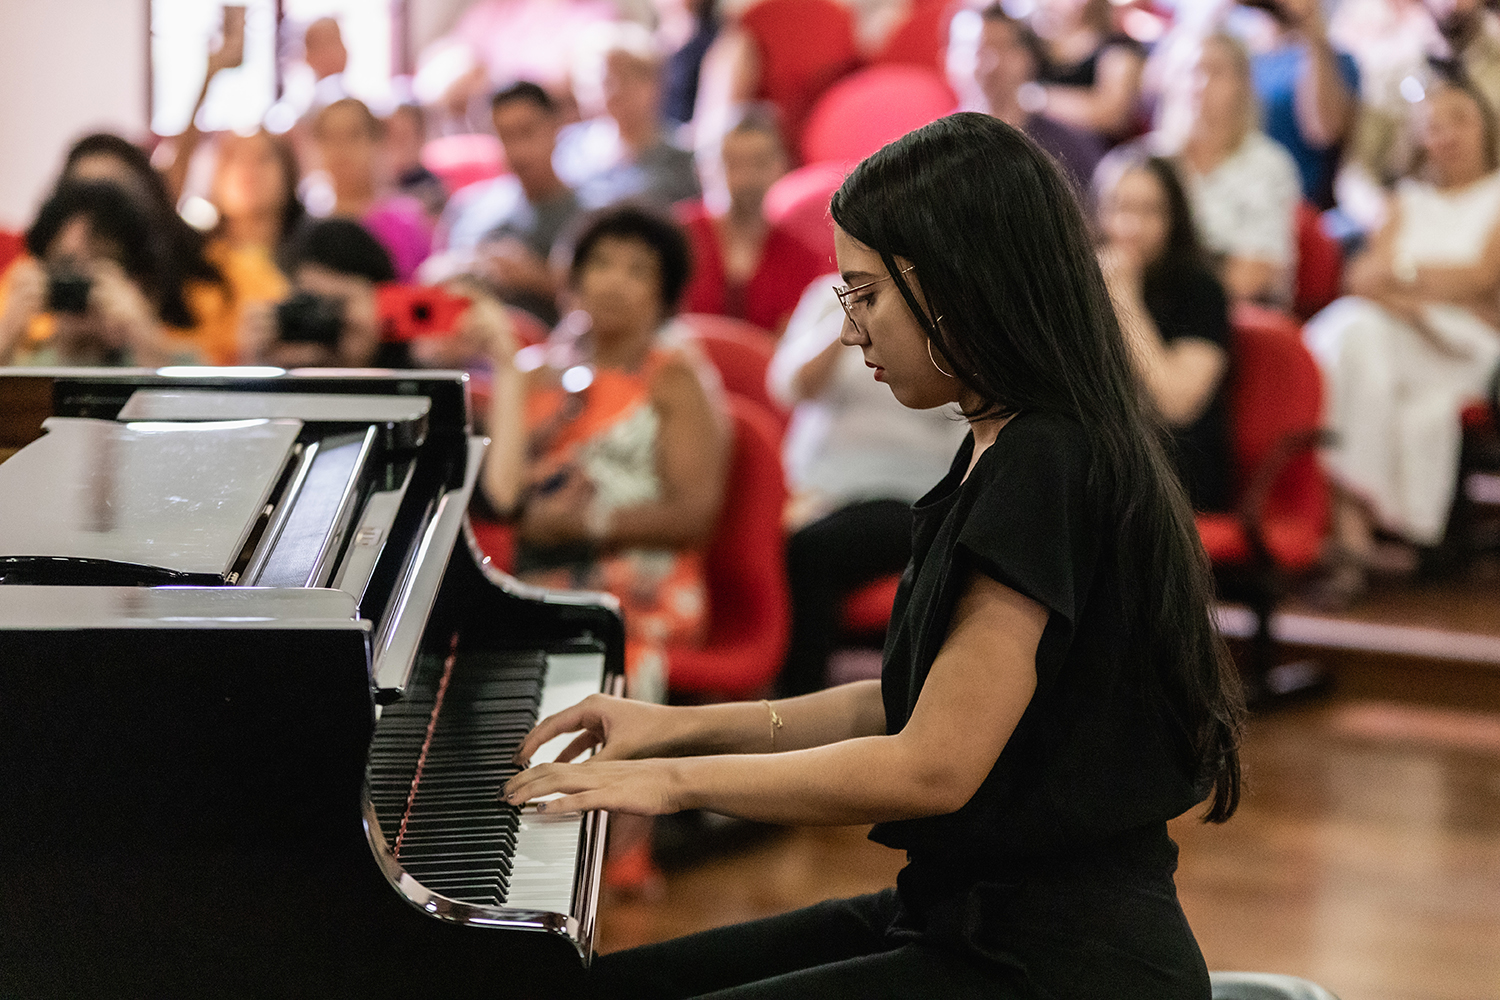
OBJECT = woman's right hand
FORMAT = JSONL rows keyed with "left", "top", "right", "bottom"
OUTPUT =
{"left": 513, "top": 693, "right": 684, "bottom": 767}
{"left": 0, "top": 259, "right": 46, "bottom": 362}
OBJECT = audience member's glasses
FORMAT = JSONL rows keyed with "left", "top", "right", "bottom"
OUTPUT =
{"left": 834, "top": 265, "right": 915, "bottom": 335}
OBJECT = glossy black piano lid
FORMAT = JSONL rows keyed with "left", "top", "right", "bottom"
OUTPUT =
{"left": 0, "top": 415, "right": 301, "bottom": 585}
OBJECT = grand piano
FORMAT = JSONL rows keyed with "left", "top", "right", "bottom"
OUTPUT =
{"left": 0, "top": 367, "right": 624, "bottom": 999}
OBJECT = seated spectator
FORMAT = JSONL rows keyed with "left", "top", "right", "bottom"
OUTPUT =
{"left": 312, "top": 98, "right": 433, "bottom": 282}
{"left": 1337, "top": 0, "right": 1500, "bottom": 227}
{"left": 555, "top": 25, "right": 702, "bottom": 208}
{"left": 678, "top": 105, "right": 826, "bottom": 333}
{"left": 770, "top": 276, "right": 967, "bottom": 696}
{"left": 385, "top": 103, "right": 449, "bottom": 220}
{"left": 1168, "top": 31, "right": 1301, "bottom": 306}
{"left": 1030, "top": 0, "right": 1146, "bottom": 142}
{"left": 657, "top": 0, "right": 720, "bottom": 129}
{"left": 957, "top": 4, "right": 1105, "bottom": 193}
{"left": 1304, "top": 75, "right": 1500, "bottom": 601}
{"left": 1097, "top": 153, "right": 1233, "bottom": 513}
{"left": 239, "top": 217, "right": 409, "bottom": 369}
{"left": 474, "top": 204, "right": 730, "bottom": 706}
{"left": 1240, "top": 0, "right": 1359, "bottom": 208}
{"left": 205, "top": 129, "right": 304, "bottom": 327}
{"left": 0, "top": 181, "right": 205, "bottom": 367}
{"left": 434, "top": 82, "right": 582, "bottom": 325}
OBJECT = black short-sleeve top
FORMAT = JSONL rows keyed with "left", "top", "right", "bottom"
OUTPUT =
{"left": 1144, "top": 265, "right": 1233, "bottom": 513}
{"left": 869, "top": 411, "right": 1207, "bottom": 875}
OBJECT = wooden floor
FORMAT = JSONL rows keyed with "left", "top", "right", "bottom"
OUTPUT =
{"left": 595, "top": 581, "right": 1500, "bottom": 1000}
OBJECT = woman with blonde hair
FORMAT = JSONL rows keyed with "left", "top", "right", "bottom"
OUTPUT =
{"left": 1173, "top": 31, "right": 1301, "bottom": 306}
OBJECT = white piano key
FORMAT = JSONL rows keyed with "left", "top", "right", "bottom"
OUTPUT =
{"left": 501, "top": 652, "right": 603, "bottom": 914}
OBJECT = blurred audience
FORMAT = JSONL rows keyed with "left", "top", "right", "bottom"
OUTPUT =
{"left": 386, "top": 103, "right": 449, "bottom": 220}
{"left": 285, "top": 17, "right": 352, "bottom": 126}
{"left": 1304, "top": 75, "right": 1500, "bottom": 601}
{"left": 0, "top": 181, "right": 205, "bottom": 367}
{"left": 657, "top": 0, "right": 721, "bottom": 129}
{"left": 557, "top": 25, "right": 702, "bottom": 209}
{"left": 1097, "top": 153, "right": 1233, "bottom": 514}
{"left": 435, "top": 82, "right": 581, "bottom": 325}
{"left": 1337, "top": 0, "right": 1500, "bottom": 228}
{"left": 1166, "top": 31, "right": 1301, "bottom": 306}
{"left": 769, "top": 276, "right": 967, "bottom": 696}
{"left": 1241, "top": 0, "right": 1360, "bottom": 208}
{"left": 239, "top": 217, "right": 407, "bottom": 370}
{"left": 678, "top": 105, "right": 825, "bottom": 333}
{"left": 312, "top": 98, "right": 433, "bottom": 282}
{"left": 205, "top": 129, "right": 303, "bottom": 321}
{"left": 475, "top": 204, "right": 730, "bottom": 706}
{"left": 958, "top": 4, "right": 1106, "bottom": 194}
{"left": 430, "top": 0, "right": 620, "bottom": 104}
{"left": 1030, "top": 0, "right": 1147, "bottom": 142}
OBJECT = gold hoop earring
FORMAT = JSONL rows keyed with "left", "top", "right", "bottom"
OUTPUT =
{"left": 927, "top": 338, "right": 954, "bottom": 378}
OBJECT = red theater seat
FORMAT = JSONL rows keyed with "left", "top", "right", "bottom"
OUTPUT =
{"left": 739, "top": 0, "right": 861, "bottom": 153}
{"left": 1293, "top": 201, "right": 1342, "bottom": 321}
{"left": 667, "top": 396, "right": 791, "bottom": 700}
{"left": 678, "top": 314, "right": 789, "bottom": 433}
{"left": 764, "top": 161, "right": 847, "bottom": 264}
{"left": 870, "top": 0, "right": 954, "bottom": 71}
{"left": 1196, "top": 304, "right": 1330, "bottom": 696}
{"left": 800, "top": 64, "right": 957, "bottom": 165}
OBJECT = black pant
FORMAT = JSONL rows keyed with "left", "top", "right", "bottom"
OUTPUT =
{"left": 779, "top": 500, "right": 913, "bottom": 697}
{"left": 589, "top": 889, "right": 1002, "bottom": 999}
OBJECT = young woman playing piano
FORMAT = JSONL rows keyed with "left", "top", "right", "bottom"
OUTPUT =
{"left": 505, "top": 112, "right": 1245, "bottom": 999}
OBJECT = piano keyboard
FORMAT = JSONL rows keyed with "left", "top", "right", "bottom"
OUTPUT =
{"left": 368, "top": 648, "right": 606, "bottom": 914}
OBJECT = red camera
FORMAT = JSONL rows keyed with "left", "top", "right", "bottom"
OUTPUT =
{"left": 377, "top": 284, "right": 472, "bottom": 342}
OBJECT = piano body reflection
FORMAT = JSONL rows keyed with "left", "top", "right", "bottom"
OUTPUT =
{"left": 0, "top": 368, "right": 624, "bottom": 999}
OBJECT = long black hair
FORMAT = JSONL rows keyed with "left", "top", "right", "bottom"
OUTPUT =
{"left": 63, "top": 133, "right": 226, "bottom": 328}
{"left": 27, "top": 180, "right": 168, "bottom": 305}
{"left": 1105, "top": 153, "right": 1215, "bottom": 303}
{"left": 830, "top": 112, "right": 1244, "bottom": 822}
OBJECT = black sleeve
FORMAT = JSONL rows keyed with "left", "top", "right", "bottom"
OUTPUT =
{"left": 1146, "top": 267, "right": 1230, "bottom": 349}
{"left": 953, "top": 414, "right": 1099, "bottom": 638}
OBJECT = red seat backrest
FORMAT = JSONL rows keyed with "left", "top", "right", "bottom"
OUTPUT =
{"left": 1294, "top": 200, "right": 1342, "bottom": 320}
{"left": 800, "top": 64, "right": 957, "bottom": 166}
{"left": 678, "top": 313, "right": 789, "bottom": 429}
{"left": 421, "top": 133, "right": 505, "bottom": 194}
{"left": 870, "top": 0, "right": 954, "bottom": 71}
{"left": 764, "top": 161, "right": 848, "bottom": 263}
{"left": 740, "top": 0, "right": 862, "bottom": 152}
{"left": 1228, "top": 304, "right": 1329, "bottom": 532}
{"left": 668, "top": 396, "right": 790, "bottom": 696}
{"left": 0, "top": 232, "right": 26, "bottom": 278}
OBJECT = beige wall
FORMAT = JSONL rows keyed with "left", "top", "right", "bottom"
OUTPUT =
{"left": 0, "top": 0, "right": 149, "bottom": 231}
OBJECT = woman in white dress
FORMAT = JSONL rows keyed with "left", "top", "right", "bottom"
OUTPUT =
{"left": 1304, "top": 73, "right": 1500, "bottom": 599}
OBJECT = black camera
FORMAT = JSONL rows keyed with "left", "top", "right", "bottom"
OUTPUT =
{"left": 47, "top": 269, "right": 92, "bottom": 315}
{"left": 275, "top": 291, "right": 344, "bottom": 346}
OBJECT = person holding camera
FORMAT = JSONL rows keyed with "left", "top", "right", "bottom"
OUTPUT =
{"left": 239, "top": 217, "right": 403, "bottom": 369}
{"left": 0, "top": 180, "right": 202, "bottom": 368}
{"left": 240, "top": 217, "right": 514, "bottom": 376}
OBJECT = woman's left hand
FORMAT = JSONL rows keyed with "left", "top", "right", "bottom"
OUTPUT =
{"left": 519, "top": 467, "right": 594, "bottom": 545}
{"left": 503, "top": 758, "right": 686, "bottom": 816}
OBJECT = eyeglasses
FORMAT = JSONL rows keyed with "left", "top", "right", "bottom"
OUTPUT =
{"left": 833, "top": 265, "right": 915, "bottom": 335}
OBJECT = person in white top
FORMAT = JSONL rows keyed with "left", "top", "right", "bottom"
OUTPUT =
{"left": 768, "top": 275, "right": 968, "bottom": 695}
{"left": 1304, "top": 74, "right": 1500, "bottom": 602}
{"left": 1173, "top": 31, "right": 1302, "bottom": 306}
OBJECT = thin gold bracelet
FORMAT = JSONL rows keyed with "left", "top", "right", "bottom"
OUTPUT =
{"left": 761, "top": 699, "right": 784, "bottom": 750}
